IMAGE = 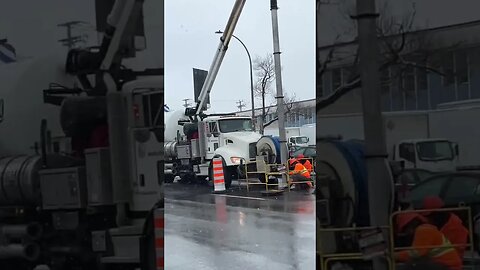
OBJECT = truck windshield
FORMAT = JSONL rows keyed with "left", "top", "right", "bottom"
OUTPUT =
{"left": 416, "top": 141, "right": 454, "bottom": 161}
{"left": 218, "top": 119, "right": 253, "bottom": 133}
{"left": 295, "top": 137, "right": 309, "bottom": 144}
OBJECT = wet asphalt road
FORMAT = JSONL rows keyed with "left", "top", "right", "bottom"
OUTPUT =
{"left": 164, "top": 180, "right": 316, "bottom": 270}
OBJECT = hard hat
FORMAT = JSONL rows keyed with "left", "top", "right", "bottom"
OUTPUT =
{"left": 297, "top": 154, "right": 305, "bottom": 158}
{"left": 396, "top": 213, "right": 427, "bottom": 232}
{"left": 422, "top": 196, "right": 445, "bottom": 216}
{"left": 289, "top": 158, "right": 297, "bottom": 166}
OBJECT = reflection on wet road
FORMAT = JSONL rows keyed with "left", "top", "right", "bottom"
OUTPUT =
{"left": 165, "top": 183, "right": 315, "bottom": 270}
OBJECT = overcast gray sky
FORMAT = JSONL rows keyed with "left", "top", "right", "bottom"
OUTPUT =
{"left": 165, "top": 0, "right": 315, "bottom": 113}
{"left": 0, "top": 0, "right": 163, "bottom": 154}
{"left": 0, "top": 0, "right": 163, "bottom": 68}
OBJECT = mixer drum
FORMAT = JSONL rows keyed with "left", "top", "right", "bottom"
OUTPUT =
{"left": 0, "top": 156, "right": 43, "bottom": 206}
{"left": 164, "top": 141, "right": 177, "bottom": 158}
{"left": 60, "top": 97, "right": 107, "bottom": 137}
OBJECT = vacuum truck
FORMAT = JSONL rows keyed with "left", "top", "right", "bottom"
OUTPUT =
{"left": 164, "top": 0, "right": 282, "bottom": 189}
{"left": 0, "top": 1, "right": 163, "bottom": 269}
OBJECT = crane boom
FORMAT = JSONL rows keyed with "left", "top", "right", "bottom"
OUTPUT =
{"left": 193, "top": 0, "right": 246, "bottom": 117}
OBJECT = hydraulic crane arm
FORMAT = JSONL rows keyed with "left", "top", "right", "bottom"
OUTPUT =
{"left": 63, "top": 0, "right": 147, "bottom": 92}
{"left": 192, "top": 0, "right": 246, "bottom": 117}
{"left": 100, "top": 0, "right": 145, "bottom": 70}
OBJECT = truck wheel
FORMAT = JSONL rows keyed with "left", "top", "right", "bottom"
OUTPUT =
{"left": 208, "top": 157, "right": 232, "bottom": 189}
{"left": 165, "top": 174, "right": 174, "bottom": 183}
{"left": 258, "top": 174, "right": 278, "bottom": 185}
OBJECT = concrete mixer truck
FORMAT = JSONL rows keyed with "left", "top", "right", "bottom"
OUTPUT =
{"left": 0, "top": 1, "right": 163, "bottom": 269}
{"left": 164, "top": 0, "right": 282, "bottom": 189}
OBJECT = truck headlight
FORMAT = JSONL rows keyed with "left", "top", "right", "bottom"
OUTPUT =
{"left": 230, "top": 157, "right": 243, "bottom": 164}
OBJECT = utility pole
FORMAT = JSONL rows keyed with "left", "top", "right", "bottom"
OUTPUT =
{"left": 236, "top": 100, "right": 246, "bottom": 112}
{"left": 182, "top": 98, "right": 192, "bottom": 108}
{"left": 354, "top": 0, "right": 392, "bottom": 269}
{"left": 270, "top": 0, "right": 288, "bottom": 174}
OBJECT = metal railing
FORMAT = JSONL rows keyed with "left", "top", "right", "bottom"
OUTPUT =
{"left": 389, "top": 207, "right": 474, "bottom": 270}
{"left": 317, "top": 226, "right": 392, "bottom": 270}
{"left": 316, "top": 207, "right": 474, "bottom": 269}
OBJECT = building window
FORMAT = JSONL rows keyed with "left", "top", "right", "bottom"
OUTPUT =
{"left": 455, "top": 50, "right": 469, "bottom": 85}
{"left": 416, "top": 63, "right": 429, "bottom": 110}
{"left": 381, "top": 68, "right": 390, "bottom": 93}
{"left": 416, "top": 65, "right": 428, "bottom": 91}
{"left": 442, "top": 51, "right": 455, "bottom": 86}
{"left": 331, "top": 68, "right": 342, "bottom": 91}
{"left": 381, "top": 67, "right": 391, "bottom": 111}
{"left": 403, "top": 65, "right": 416, "bottom": 110}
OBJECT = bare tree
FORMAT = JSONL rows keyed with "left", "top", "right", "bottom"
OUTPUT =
{"left": 263, "top": 91, "right": 297, "bottom": 129}
{"left": 316, "top": 2, "right": 453, "bottom": 112}
{"left": 253, "top": 54, "right": 275, "bottom": 133}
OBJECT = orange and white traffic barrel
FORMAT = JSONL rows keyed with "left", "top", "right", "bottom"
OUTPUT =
{"left": 212, "top": 157, "right": 226, "bottom": 193}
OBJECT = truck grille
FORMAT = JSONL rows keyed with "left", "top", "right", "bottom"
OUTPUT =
{"left": 249, "top": 143, "right": 257, "bottom": 159}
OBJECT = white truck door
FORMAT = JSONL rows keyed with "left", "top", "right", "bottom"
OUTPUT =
{"left": 397, "top": 142, "right": 417, "bottom": 169}
{"left": 205, "top": 121, "right": 220, "bottom": 160}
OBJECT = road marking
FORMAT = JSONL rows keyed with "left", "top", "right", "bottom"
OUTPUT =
{"left": 213, "top": 194, "right": 266, "bottom": 201}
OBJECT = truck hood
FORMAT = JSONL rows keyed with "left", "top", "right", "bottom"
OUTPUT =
{"left": 221, "top": 131, "right": 262, "bottom": 144}
{"left": 215, "top": 132, "right": 262, "bottom": 166}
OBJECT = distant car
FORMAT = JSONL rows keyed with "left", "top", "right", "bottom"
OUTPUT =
{"left": 291, "top": 146, "right": 316, "bottom": 159}
{"left": 402, "top": 172, "right": 480, "bottom": 219}
{"left": 395, "top": 168, "right": 437, "bottom": 189}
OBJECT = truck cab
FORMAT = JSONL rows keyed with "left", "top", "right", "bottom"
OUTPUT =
{"left": 288, "top": 135, "right": 310, "bottom": 147}
{"left": 393, "top": 138, "right": 459, "bottom": 172}
{"left": 202, "top": 115, "right": 260, "bottom": 167}
{"left": 199, "top": 116, "right": 261, "bottom": 171}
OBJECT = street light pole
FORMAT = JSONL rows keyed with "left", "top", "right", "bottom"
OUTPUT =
{"left": 215, "top": 31, "right": 255, "bottom": 129}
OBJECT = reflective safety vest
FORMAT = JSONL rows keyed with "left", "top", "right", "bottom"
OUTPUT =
{"left": 440, "top": 213, "right": 469, "bottom": 259}
{"left": 396, "top": 224, "right": 462, "bottom": 270}
{"left": 303, "top": 159, "right": 313, "bottom": 172}
{"left": 289, "top": 163, "right": 311, "bottom": 179}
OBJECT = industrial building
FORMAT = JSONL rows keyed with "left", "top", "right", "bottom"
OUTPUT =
{"left": 317, "top": 19, "right": 480, "bottom": 115}
{"left": 237, "top": 97, "right": 315, "bottom": 129}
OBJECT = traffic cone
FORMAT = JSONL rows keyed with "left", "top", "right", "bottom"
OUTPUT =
{"left": 154, "top": 208, "right": 164, "bottom": 270}
{"left": 212, "top": 157, "right": 226, "bottom": 193}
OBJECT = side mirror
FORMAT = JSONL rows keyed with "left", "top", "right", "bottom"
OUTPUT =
{"left": 454, "top": 144, "right": 459, "bottom": 156}
{"left": 0, "top": 99, "right": 3, "bottom": 123}
{"left": 306, "top": 137, "right": 310, "bottom": 143}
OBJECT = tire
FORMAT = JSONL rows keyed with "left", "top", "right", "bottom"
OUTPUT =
{"left": 208, "top": 157, "right": 232, "bottom": 189}
{"left": 165, "top": 174, "right": 175, "bottom": 183}
{"left": 257, "top": 174, "right": 279, "bottom": 189}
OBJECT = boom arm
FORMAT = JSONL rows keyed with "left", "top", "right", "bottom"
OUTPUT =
{"left": 193, "top": 0, "right": 246, "bottom": 117}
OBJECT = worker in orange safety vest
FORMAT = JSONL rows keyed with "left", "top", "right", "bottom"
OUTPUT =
{"left": 421, "top": 196, "right": 469, "bottom": 260}
{"left": 395, "top": 212, "right": 462, "bottom": 270}
{"left": 288, "top": 158, "right": 313, "bottom": 189}
{"left": 296, "top": 154, "right": 313, "bottom": 172}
